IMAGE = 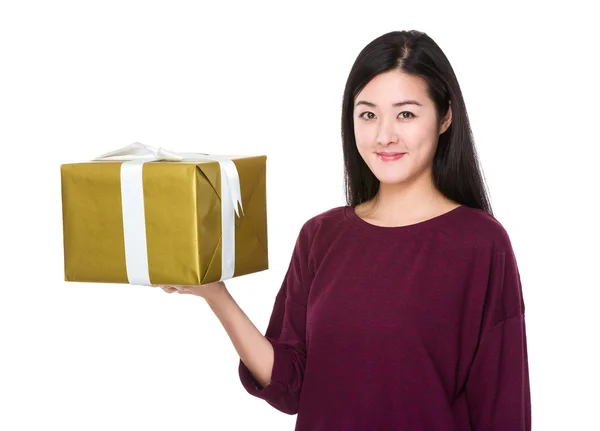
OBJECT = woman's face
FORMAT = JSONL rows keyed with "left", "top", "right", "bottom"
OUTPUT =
{"left": 353, "top": 69, "right": 451, "bottom": 187}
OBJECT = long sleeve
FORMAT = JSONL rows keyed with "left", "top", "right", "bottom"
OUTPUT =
{"left": 465, "top": 248, "right": 532, "bottom": 430}
{"left": 238, "top": 222, "right": 312, "bottom": 415}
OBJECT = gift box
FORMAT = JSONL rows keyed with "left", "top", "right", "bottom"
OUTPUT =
{"left": 60, "top": 143, "right": 268, "bottom": 286}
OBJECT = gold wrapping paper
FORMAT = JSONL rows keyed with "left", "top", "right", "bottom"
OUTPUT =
{"left": 60, "top": 155, "right": 268, "bottom": 285}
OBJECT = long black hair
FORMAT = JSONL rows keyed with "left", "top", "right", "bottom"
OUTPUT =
{"left": 341, "top": 30, "right": 493, "bottom": 215}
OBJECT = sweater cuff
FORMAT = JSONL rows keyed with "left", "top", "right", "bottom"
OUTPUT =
{"left": 238, "top": 337, "right": 289, "bottom": 401}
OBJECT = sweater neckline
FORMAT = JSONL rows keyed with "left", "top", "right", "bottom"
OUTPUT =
{"left": 343, "top": 204, "right": 466, "bottom": 235}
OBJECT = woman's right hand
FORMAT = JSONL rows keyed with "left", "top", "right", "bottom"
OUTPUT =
{"left": 153, "top": 281, "right": 228, "bottom": 303}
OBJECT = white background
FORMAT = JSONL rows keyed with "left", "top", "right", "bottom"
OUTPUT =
{"left": 1, "top": 1, "right": 598, "bottom": 430}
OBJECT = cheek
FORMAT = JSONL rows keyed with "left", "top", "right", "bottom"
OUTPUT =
{"left": 354, "top": 123, "right": 374, "bottom": 150}
{"left": 405, "top": 127, "right": 437, "bottom": 152}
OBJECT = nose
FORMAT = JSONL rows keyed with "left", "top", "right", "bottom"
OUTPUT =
{"left": 376, "top": 118, "right": 399, "bottom": 145}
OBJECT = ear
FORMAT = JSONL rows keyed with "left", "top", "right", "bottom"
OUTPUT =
{"left": 439, "top": 101, "right": 452, "bottom": 135}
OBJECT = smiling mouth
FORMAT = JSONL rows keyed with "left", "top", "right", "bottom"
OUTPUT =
{"left": 376, "top": 152, "right": 406, "bottom": 161}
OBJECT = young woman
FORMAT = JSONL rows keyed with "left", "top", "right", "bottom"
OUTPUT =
{"left": 158, "top": 30, "right": 531, "bottom": 430}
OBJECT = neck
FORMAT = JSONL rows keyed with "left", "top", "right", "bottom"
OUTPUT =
{"left": 360, "top": 170, "right": 453, "bottom": 224}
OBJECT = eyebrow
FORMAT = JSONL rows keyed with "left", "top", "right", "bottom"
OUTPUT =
{"left": 354, "top": 100, "right": 423, "bottom": 108}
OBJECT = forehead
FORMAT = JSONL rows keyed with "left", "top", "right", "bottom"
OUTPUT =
{"left": 355, "top": 70, "right": 429, "bottom": 104}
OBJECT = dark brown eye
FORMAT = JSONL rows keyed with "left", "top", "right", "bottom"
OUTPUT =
{"left": 398, "top": 112, "right": 415, "bottom": 119}
{"left": 359, "top": 112, "right": 376, "bottom": 120}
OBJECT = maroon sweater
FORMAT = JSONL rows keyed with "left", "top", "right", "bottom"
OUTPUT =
{"left": 238, "top": 205, "right": 531, "bottom": 430}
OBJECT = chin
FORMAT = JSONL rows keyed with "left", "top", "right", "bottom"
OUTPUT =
{"left": 373, "top": 172, "right": 411, "bottom": 185}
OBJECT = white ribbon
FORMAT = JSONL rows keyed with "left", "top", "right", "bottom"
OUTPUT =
{"left": 94, "top": 142, "right": 244, "bottom": 285}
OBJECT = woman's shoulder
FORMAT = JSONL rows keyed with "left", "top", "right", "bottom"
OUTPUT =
{"left": 297, "top": 205, "right": 347, "bottom": 235}
{"left": 309, "top": 205, "right": 348, "bottom": 222}
{"left": 448, "top": 205, "right": 515, "bottom": 253}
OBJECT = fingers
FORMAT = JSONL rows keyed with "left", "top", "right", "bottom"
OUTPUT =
{"left": 152, "top": 285, "right": 190, "bottom": 294}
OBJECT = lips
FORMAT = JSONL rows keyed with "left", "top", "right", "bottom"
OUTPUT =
{"left": 377, "top": 152, "right": 406, "bottom": 161}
